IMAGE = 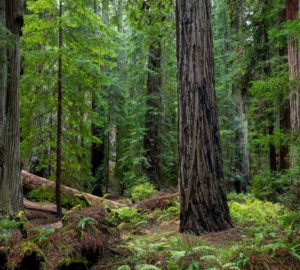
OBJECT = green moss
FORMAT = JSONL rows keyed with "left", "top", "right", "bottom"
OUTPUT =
{"left": 28, "top": 187, "right": 91, "bottom": 209}
{"left": 58, "top": 257, "right": 89, "bottom": 270}
{"left": 27, "top": 187, "right": 55, "bottom": 203}
{"left": 8, "top": 241, "right": 46, "bottom": 270}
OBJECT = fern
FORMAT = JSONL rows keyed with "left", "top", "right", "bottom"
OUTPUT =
{"left": 135, "top": 264, "right": 161, "bottom": 270}
{"left": 117, "top": 266, "right": 131, "bottom": 270}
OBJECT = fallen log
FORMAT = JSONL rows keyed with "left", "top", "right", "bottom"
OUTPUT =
{"left": 24, "top": 199, "right": 59, "bottom": 214}
{"left": 22, "top": 171, "right": 125, "bottom": 208}
{"left": 135, "top": 192, "right": 179, "bottom": 210}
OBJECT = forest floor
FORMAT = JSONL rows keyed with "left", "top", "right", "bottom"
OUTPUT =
{"left": 0, "top": 190, "right": 300, "bottom": 270}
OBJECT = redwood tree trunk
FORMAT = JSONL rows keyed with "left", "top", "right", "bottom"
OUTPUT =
{"left": 176, "top": 0, "right": 233, "bottom": 234}
{"left": 144, "top": 41, "right": 162, "bottom": 190}
{"left": 287, "top": 0, "right": 300, "bottom": 164}
{"left": 0, "top": 0, "right": 23, "bottom": 215}
{"left": 56, "top": 0, "right": 63, "bottom": 217}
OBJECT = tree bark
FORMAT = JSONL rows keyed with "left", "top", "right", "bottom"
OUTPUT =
{"left": 287, "top": 0, "right": 300, "bottom": 164}
{"left": 56, "top": 0, "right": 63, "bottom": 217}
{"left": 176, "top": 0, "right": 233, "bottom": 234}
{"left": 0, "top": 0, "right": 23, "bottom": 216}
{"left": 144, "top": 41, "right": 162, "bottom": 190}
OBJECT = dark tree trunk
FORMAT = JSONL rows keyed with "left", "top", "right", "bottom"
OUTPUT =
{"left": 269, "top": 124, "right": 277, "bottom": 171}
{"left": 91, "top": 96, "right": 104, "bottom": 197}
{"left": 176, "top": 0, "right": 233, "bottom": 234}
{"left": 144, "top": 41, "right": 162, "bottom": 190}
{"left": 279, "top": 8, "right": 290, "bottom": 171}
{"left": 90, "top": 0, "right": 104, "bottom": 197}
{"left": 0, "top": 0, "right": 24, "bottom": 215}
{"left": 280, "top": 98, "right": 290, "bottom": 170}
{"left": 286, "top": 0, "right": 300, "bottom": 165}
{"left": 56, "top": 0, "right": 63, "bottom": 217}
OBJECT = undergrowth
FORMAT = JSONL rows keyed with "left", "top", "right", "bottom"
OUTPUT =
{"left": 112, "top": 194, "right": 300, "bottom": 270}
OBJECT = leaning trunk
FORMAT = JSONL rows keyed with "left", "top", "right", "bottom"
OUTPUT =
{"left": 0, "top": 0, "right": 23, "bottom": 215}
{"left": 176, "top": 0, "right": 233, "bottom": 234}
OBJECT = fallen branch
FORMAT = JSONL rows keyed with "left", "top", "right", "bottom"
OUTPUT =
{"left": 22, "top": 171, "right": 125, "bottom": 209}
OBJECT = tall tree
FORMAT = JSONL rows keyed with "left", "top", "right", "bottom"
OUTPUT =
{"left": 142, "top": 0, "right": 163, "bottom": 190}
{"left": 56, "top": 0, "right": 63, "bottom": 216}
{"left": 144, "top": 40, "right": 162, "bottom": 190}
{"left": 176, "top": 0, "right": 233, "bottom": 234}
{"left": 287, "top": 0, "right": 300, "bottom": 164}
{"left": 0, "top": 0, "right": 23, "bottom": 215}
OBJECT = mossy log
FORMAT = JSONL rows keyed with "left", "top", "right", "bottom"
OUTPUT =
{"left": 24, "top": 199, "right": 60, "bottom": 214}
{"left": 22, "top": 171, "right": 125, "bottom": 208}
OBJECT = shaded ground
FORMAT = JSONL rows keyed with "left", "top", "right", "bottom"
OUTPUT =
{"left": 1, "top": 193, "right": 300, "bottom": 270}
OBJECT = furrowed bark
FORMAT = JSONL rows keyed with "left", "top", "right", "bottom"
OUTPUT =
{"left": 0, "top": 0, "right": 23, "bottom": 216}
{"left": 287, "top": 0, "right": 300, "bottom": 165}
{"left": 176, "top": 0, "right": 233, "bottom": 234}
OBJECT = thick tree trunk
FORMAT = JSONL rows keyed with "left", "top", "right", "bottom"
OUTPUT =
{"left": 287, "top": 0, "right": 300, "bottom": 164}
{"left": 144, "top": 41, "right": 162, "bottom": 190}
{"left": 22, "top": 171, "right": 125, "bottom": 208}
{"left": 176, "top": 0, "right": 233, "bottom": 234}
{"left": 0, "top": 0, "right": 23, "bottom": 216}
{"left": 56, "top": 0, "right": 63, "bottom": 217}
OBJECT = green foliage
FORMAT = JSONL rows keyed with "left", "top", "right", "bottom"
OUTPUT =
{"left": 113, "top": 207, "right": 148, "bottom": 230}
{"left": 77, "top": 217, "right": 97, "bottom": 232}
{"left": 21, "top": 0, "right": 115, "bottom": 188}
{"left": 130, "top": 182, "right": 155, "bottom": 202}
{"left": 28, "top": 187, "right": 90, "bottom": 208}
{"left": 114, "top": 194, "right": 299, "bottom": 269}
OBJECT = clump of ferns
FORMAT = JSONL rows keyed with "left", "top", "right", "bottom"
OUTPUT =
{"left": 119, "top": 235, "right": 240, "bottom": 270}
{"left": 169, "top": 243, "right": 240, "bottom": 270}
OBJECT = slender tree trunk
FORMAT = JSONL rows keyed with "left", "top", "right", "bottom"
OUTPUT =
{"left": 287, "top": 0, "right": 300, "bottom": 165}
{"left": 0, "top": 0, "right": 24, "bottom": 215}
{"left": 144, "top": 41, "right": 162, "bottom": 190}
{"left": 280, "top": 98, "right": 290, "bottom": 170}
{"left": 56, "top": 0, "right": 63, "bottom": 217}
{"left": 269, "top": 124, "right": 277, "bottom": 171}
{"left": 176, "top": 0, "right": 233, "bottom": 234}
{"left": 90, "top": 0, "right": 104, "bottom": 197}
{"left": 234, "top": 91, "right": 249, "bottom": 193}
{"left": 279, "top": 7, "right": 290, "bottom": 171}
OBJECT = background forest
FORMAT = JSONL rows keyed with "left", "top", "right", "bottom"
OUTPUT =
{"left": 1, "top": 0, "right": 300, "bottom": 269}
{"left": 20, "top": 0, "right": 299, "bottom": 207}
